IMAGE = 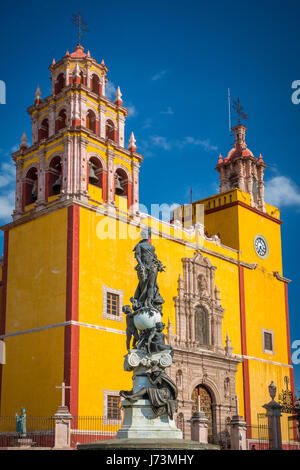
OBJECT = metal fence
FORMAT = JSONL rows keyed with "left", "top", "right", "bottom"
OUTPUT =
{"left": 70, "top": 416, "right": 120, "bottom": 447}
{"left": 0, "top": 416, "right": 55, "bottom": 448}
{"left": 0, "top": 415, "right": 121, "bottom": 449}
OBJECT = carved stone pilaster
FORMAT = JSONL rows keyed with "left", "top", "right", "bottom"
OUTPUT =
{"left": 107, "top": 148, "right": 115, "bottom": 205}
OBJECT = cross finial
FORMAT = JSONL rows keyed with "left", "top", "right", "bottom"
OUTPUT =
{"left": 56, "top": 382, "right": 71, "bottom": 408}
{"left": 232, "top": 97, "right": 248, "bottom": 124}
{"left": 71, "top": 12, "right": 89, "bottom": 46}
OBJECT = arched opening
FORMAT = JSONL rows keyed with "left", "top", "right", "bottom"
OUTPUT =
{"left": 88, "top": 157, "right": 103, "bottom": 188}
{"left": 24, "top": 167, "right": 38, "bottom": 206}
{"left": 47, "top": 156, "right": 62, "bottom": 198}
{"left": 91, "top": 74, "right": 100, "bottom": 94}
{"left": 39, "top": 118, "right": 49, "bottom": 140}
{"left": 192, "top": 385, "right": 215, "bottom": 443}
{"left": 55, "top": 73, "right": 65, "bottom": 94}
{"left": 56, "top": 109, "right": 67, "bottom": 132}
{"left": 105, "top": 120, "right": 116, "bottom": 142}
{"left": 195, "top": 305, "right": 209, "bottom": 345}
{"left": 86, "top": 110, "right": 96, "bottom": 133}
{"left": 80, "top": 71, "right": 85, "bottom": 85}
{"left": 114, "top": 168, "right": 128, "bottom": 198}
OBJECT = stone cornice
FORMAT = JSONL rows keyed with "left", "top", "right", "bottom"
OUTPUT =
{"left": 273, "top": 271, "right": 291, "bottom": 284}
{"left": 27, "top": 85, "right": 129, "bottom": 118}
{"left": 173, "top": 346, "right": 242, "bottom": 365}
{"left": 12, "top": 129, "right": 143, "bottom": 164}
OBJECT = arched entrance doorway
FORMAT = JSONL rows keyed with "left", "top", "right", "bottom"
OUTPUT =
{"left": 192, "top": 384, "right": 215, "bottom": 443}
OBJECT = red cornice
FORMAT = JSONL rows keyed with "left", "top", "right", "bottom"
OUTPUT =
{"left": 205, "top": 200, "right": 282, "bottom": 225}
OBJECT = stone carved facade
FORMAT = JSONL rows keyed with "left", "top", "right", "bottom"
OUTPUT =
{"left": 167, "top": 251, "right": 242, "bottom": 445}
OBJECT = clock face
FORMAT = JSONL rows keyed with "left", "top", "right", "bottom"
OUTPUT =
{"left": 254, "top": 235, "right": 269, "bottom": 259}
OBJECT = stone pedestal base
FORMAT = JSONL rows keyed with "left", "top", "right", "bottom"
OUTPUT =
{"left": 190, "top": 411, "right": 209, "bottom": 444}
{"left": 230, "top": 415, "right": 247, "bottom": 450}
{"left": 77, "top": 438, "right": 219, "bottom": 450}
{"left": 52, "top": 405, "right": 73, "bottom": 449}
{"left": 117, "top": 399, "right": 182, "bottom": 440}
{"left": 16, "top": 438, "right": 35, "bottom": 448}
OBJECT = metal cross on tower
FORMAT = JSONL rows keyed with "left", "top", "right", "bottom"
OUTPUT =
{"left": 71, "top": 12, "right": 89, "bottom": 46}
{"left": 232, "top": 97, "right": 248, "bottom": 124}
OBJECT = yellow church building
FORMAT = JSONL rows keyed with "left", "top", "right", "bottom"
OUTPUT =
{"left": 0, "top": 44, "right": 296, "bottom": 448}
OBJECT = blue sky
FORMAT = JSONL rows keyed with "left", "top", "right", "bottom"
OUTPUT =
{"left": 0, "top": 0, "right": 300, "bottom": 395}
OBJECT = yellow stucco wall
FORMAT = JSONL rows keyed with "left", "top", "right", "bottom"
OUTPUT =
{"left": 0, "top": 208, "right": 68, "bottom": 416}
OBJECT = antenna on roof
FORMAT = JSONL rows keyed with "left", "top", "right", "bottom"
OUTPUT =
{"left": 228, "top": 88, "right": 232, "bottom": 134}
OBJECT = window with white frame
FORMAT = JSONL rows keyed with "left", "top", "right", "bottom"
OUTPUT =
{"left": 102, "top": 285, "right": 123, "bottom": 322}
{"left": 262, "top": 328, "right": 274, "bottom": 354}
{"left": 103, "top": 389, "right": 122, "bottom": 423}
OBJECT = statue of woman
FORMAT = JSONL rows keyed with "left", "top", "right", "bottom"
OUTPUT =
{"left": 131, "top": 228, "right": 165, "bottom": 312}
{"left": 120, "top": 366, "right": 178, "bottom": 419}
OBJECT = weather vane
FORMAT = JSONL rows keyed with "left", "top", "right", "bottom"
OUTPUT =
{"left": 232, "top": 97, "right": 248, "bottom": 124}
{"left": 71, "top": 12, "right": 89, "bottom": 46}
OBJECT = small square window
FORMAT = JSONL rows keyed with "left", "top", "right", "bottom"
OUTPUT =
{"left": 107, "top": 292, "right": 119, "bottom": 316}
{"left": 262, "top": 329, "right": 274, "bottom": 354}
{"left": 107, "top": 395, "right": 121, "bottom": 420}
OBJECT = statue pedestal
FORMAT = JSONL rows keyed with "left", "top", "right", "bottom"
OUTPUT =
{"left": 16, "top": 438, "right": 35, "bottom": 448}
{"left": 117, "top": 399, "right": 182, "bottom": 439}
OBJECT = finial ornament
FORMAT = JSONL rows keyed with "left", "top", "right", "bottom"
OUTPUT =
{"left": 35, "top": 86, "right": 42, "bottom": 105}
{"left": 269, "top": 381, "right": 277, "bottom": 400}
{"left": 115, "top": 86, "right": 123, "bottom": 105}
{"left": 129, "top": 132, "right": 136, "bottom": 152}
{"left": 73, "top": 63, "right": 81, "bottom": 77}
{"left": 20, "top": 131, "right": 28, "bottom": 150}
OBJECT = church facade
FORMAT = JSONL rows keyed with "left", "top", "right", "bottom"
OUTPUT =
{"left": 0, "top": 45, "right": 296, "bottom": 447}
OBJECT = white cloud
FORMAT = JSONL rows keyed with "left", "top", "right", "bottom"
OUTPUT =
{"left": 180, "top": 136, "right": 218, "bottom": 152}
{"left": 127, "top": 104, "right": 137, "bottom": 118}
{"left": 151, "top": 70, "right": 167, "bottom": 81}
{"left": 160, "top": 107, "right": 174, "bottom": 115}
{"left": 150, "top": 135, "right": 172, "bottom": 151}
{"left": 105, "top": 81, "right": 117, "bottom": 100}
{"left": 0, "top": 190, "right": 14, "bottom": 219}
{"left": 0, "top": 161, "right": 15, "bottom": 188}
{"left": 264, "top": 175, "right": 300, "bottom": 207}
{"left": 142, "top": 118, "right": 152, "bottom": 130}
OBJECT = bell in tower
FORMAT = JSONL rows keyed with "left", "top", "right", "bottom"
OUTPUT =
{"left": 115, "top": 173, "right": 124, "bottom": 196}
{"left": 31, "top": 179, "right": 37, "bottom": 202}
{"left": 52, "top": 163, "right": 62, "bottom": 194}
{"left": 89, "top": 161, "right": 99, "bottom": 186}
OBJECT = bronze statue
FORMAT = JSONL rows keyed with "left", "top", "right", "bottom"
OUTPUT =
{"left": 147, "top": 322, "right": 173, "bottom": 355}
{"left": 16, "top": 408, "right": 26, "bottom": 437}
{"left": 120, "top": 365, "right": 178, "bottom": 419}
{"left": 123, "top": 305, "right": 139, "bottom": 351}
{"left": 132, "top": 228, "right": 165, "bottom": 313}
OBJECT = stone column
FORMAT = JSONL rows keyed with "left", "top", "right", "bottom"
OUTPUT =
{"left": 107, "top": 148, "right": 115, "bottom": 205}
{"left": 53, "top": 405, "right": 73, "bottom": 449}
{"left": 130, "top": 160, "right": 140, "bottom": 215}
{"left": 263, "top": 381, "right": 283, "bottom": 450}
{"left": 230, "top": 415, "right": 247, "bottom": 450}
{"left": 99, "top": 104, "right": 106, "bottom": 139}
{"left": 190, "top": 397, "right": 209, "bottom": 444}
{"left": 13, "top": 159, "right": 24, "bottom": 219}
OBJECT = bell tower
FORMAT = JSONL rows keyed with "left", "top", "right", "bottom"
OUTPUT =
{"left": 215, "top": 124, "right": 267, "bottom": 212}
{"left": 12, "top": 44, "right": 143, "bottom": 221}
